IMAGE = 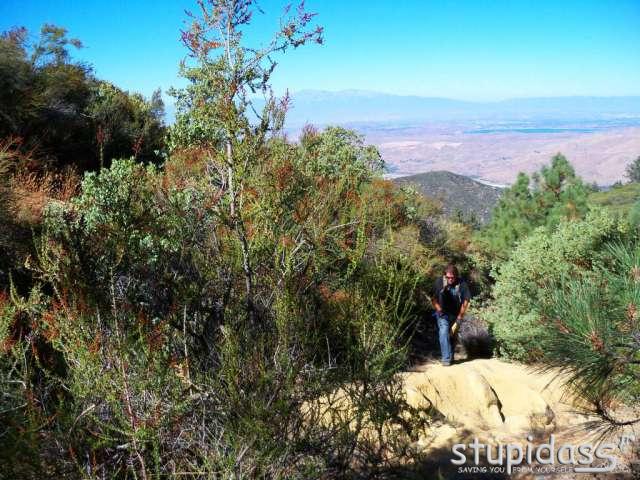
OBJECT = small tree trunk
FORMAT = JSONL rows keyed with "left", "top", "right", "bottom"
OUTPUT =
{"left": 237, "top": 220, "right": 255, "bottom": 323}
{"left": 225, "top": 138, "right": 255, "bottom": 324}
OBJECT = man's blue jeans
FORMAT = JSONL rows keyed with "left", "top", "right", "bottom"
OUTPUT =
{"left": 436, "top": 312, "right": 452, "bottom": 363}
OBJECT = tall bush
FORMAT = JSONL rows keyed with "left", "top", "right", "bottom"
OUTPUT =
{"left": 485, "top": 209, "right": 629, "bottom": 361}
{"left": 3, "top": 37, "right": 442, "bottom": 480}
{"left": 0, "top": 2, "right": 469, "bottom": 477}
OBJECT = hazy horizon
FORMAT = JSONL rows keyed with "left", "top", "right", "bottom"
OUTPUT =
{"left": 286, "top": 89, "right": 640, "bottom": 102}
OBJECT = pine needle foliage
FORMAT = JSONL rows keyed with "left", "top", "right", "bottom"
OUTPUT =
{"left": 477, "top": 154, "right": 590, "bottom": 262}
{"left": 540, "top": 240, "right": 640, "bottom": 429}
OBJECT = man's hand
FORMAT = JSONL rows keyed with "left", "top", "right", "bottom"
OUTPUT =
{"left": 450, "top": 319, "right": 460, "bottom": 338}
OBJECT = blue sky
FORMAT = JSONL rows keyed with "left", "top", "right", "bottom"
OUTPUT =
{"left": 1, "top": 0, "right": 639, "bottom": 102}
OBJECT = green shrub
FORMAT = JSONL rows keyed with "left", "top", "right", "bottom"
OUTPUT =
{"left": 629, "top": 198, "right": 640, "bottom": 228}
{"left": 1, "top": 25, "right": 166, "bottom": 172}
{"left": 485, "top": 209, "right": 629, "bottom": 361}
{"left": 589, "top": 182, "right": 640, "bottom": 218}
{"left": 0, "top": 2, "right": 473, "bottom": 476}
{"left": 1, "top": 118, "right": 446, "bottom": 477}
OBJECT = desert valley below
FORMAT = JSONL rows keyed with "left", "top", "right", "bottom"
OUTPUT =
{"left": 366, "top": 122, "right": 640, "bottom": 185}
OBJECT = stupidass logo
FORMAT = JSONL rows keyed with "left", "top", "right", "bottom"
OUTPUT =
{"left": 450, "top": 434, "right": 635, "bottom": 475}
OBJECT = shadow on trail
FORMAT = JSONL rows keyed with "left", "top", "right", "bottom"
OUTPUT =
{"left": 369, "top": 435, "right": 511, "bottom": 480}
{"left": 408, "top": 314, "right": 495, "bottom": 367}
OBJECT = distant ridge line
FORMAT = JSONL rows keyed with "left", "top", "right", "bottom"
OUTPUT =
{"left": 392, "top": 170, "right": 504, "bottom": 225}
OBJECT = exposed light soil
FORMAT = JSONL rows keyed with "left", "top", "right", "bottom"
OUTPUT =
{"left": 402, "top": 359, "right": 638, "bottom": 479}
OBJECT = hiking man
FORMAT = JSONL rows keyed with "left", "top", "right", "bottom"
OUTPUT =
{"left": 431, "top": 264, "right": 471, "bottom": 366}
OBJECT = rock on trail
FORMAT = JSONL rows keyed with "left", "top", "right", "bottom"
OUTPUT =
{"left": 399, "top": 359, "right": 640, "bottom": 478}
{"left": 402, "top": 358, "right": 590, "bottom": 451}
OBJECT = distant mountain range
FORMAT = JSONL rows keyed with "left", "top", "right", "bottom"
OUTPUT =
{"left": 393, "top": 170, "right": 503, "bottom": 225}
{"left": 282, "top": 90, "right": 640, "bottom": 127}
{"left": 164, "top": 90, "right": 640, "bottom": 127}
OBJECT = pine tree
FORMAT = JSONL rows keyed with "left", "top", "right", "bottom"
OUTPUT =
{"left": 479, "top": 154, "right": 590, "bottom": 261}
{"left": 541, "top": 241, "right": 640, "bottom": 432}
{"left": 626, "top": 156, "right": 640, "bottom": 183}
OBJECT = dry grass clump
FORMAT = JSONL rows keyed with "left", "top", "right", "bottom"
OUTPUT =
{"left": 10, "top": 167, "right": 79, "bottom": 225}
{"left": 0, "top": 137, "right": 79, "bottom": 227}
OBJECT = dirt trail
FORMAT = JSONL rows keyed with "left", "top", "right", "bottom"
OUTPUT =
{"left": 401, "top": 358, "right": 638, "bottom": 478}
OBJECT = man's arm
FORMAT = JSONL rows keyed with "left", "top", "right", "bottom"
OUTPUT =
{"left": 456, "top": 282, "right": 472, "bottom": 321}
{"left": 457, "top": 299, "right": 470, "bottom": 321}
{"left": 432, "top": 297, "right": 443, "bottom": 314}
{"left": 431, "top": 278, "right": 443, "bottom": 314}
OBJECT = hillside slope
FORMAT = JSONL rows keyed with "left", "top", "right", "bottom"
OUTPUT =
{"left": 589, "top": 182, "right": 640, "bottom": 216}
{"left": 394, "top": 171, "right": 503, "bottom": 224}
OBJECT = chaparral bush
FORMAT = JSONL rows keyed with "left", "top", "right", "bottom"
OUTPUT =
{"left": 0, "top": 2, "right": 468, "bottom": 477}
{"left": 484, "top": 208, "right": 630, "bottom": 361}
